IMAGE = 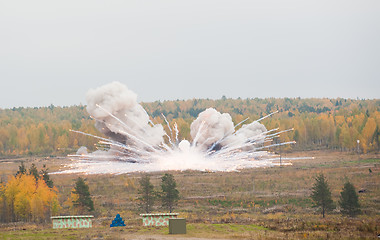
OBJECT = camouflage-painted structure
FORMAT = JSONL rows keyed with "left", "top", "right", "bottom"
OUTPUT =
{"left": 140, "top": 213, "right": 178, "bottom": 227}
{"left": 51, "top": 215, "right": 94, "bottom": 229}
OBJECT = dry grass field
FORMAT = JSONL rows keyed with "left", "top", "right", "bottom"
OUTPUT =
{"left": 0, "top": 150, "right": 379, "bottom": 239}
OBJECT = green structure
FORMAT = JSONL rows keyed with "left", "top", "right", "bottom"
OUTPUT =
{"left": 169, "top": 218, "right": 186, "bottom": 234}
{"left": 51, "top": 215, "right": 94, "bottom": 229}
{"left": 140, "top": 213, "right": 178, "bottom": 227}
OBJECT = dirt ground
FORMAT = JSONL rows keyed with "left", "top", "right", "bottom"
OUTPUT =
{"left": 0, "top": 150, "right": 379, "bottom": 239}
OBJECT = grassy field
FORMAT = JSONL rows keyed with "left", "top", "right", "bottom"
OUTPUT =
{"left": 0, "top": 150, "right": 379, "bottom": 239}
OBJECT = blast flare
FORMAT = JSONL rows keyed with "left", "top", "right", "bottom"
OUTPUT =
{"left": 62, "top": 82, "right": 294, "bottom": 174}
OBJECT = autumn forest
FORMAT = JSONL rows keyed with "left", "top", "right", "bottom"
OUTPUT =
{"left": 0, "top": 97, "right": 379, "bottom": 157}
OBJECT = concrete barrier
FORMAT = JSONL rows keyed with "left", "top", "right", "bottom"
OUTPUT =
{"left": 140, "top": 213, "right": 178, "bottom": 226}
{"left": 51, "top": 215, "right": 94, "bottom": 229}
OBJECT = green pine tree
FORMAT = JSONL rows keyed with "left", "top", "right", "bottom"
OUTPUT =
{"left": 73, "top": 177, "right": 94, "bottom": 213}
{"left": 29, "top": 163, "right": 39, "bottom": 180}
{"left": 15, "top": 161, "right": 26, "bottom": 177}
{"left": 138, "top": 175, "right": 156, "bottom": 213}
{"left": 310, "top": 173, "right": 335, "bottom": 218}
{"left": 40, "top": 164, "right": 54, "bottom": 188}
{"left": 160, "top": 173, "right": 179, "bottom": 213}
{"left": 339, "top": 181, "right": 361, "bottom": 217}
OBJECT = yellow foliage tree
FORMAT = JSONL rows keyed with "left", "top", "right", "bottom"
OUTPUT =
{"left": 31, "top": 179, "right": 60, "bottom": 222}
{"left": 3, "top": 174, "right": 61, "bottom": 222}
{"left": 4, "top": 175, "right": 21, "bottom": 221}
{"left": 4, "top": 174, "right": 35, "bottom": 221}
{"left": 361, "top": 118, "right": 377, "bottom": 153}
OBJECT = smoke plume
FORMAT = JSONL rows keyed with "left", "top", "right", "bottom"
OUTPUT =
{"left": 62, "top": 82, "right": 295, "bottom": 174}
{"left": 86, "top": 82, "right": 165, "bottom": 148}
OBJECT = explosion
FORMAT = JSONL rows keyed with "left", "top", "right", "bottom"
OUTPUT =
{"left": 62, "top": 82, "right": 294, "bottom": 174}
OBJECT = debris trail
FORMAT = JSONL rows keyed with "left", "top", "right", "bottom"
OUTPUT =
{"left": 61, "top": 82, "right": 295, "bottom": 174}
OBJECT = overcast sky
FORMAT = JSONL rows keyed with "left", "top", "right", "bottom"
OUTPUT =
{"left": 0, "top": 0, "right": 379, "bottom": 108}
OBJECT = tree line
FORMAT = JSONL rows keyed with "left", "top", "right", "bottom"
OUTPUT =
{"left": 0, "top": 163, "right": 179, "bottom": 223}
{"left": 0, "top": 98, "right": 378, "bottom": 157}
{"left": 0, "top": 163, "right": 95, "bottom": 223}
{"left": 0, "top": 163, "right": 60, "bottom": 223}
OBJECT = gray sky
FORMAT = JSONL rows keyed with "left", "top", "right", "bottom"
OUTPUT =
{"left": 1, "top": 0, "right": 379, "bottom": 108}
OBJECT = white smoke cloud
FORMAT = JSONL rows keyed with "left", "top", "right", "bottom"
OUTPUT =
{"left": 190, "top": 108, "right": 234, "bottom": 150}
{"left": 190, "top": 108, "right": 267, "bottom": 151}
{"left": 86, "top": 82, "right": 165, "bottom": 148}
{"left": 76, "top": 146, "right": 88, "bottom": 155}
{"left": 61, "top": 82, "right": 295, "bottom": 174}
{"left": 225, "top": 121, "right": 267, "bottom": 149}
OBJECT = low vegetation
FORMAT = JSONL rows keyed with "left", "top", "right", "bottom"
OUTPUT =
{"left": 0, "top": 151, "right": 378, "bottom": 239}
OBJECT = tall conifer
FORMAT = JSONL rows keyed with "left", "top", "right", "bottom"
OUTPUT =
{"left": 311, "top": 173, "right": 334, "bottom": 218}
{"left": 339, "top": 181, "right": 361, "bottom": 217}
{"left": 160, "top": 173, "right": 179, "bottom": 213}
{"left": 72, "top": 177, "right": 94, "bottom": 213}
{"left": 138, "top": 175, "right": 156, "bottom": 213}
